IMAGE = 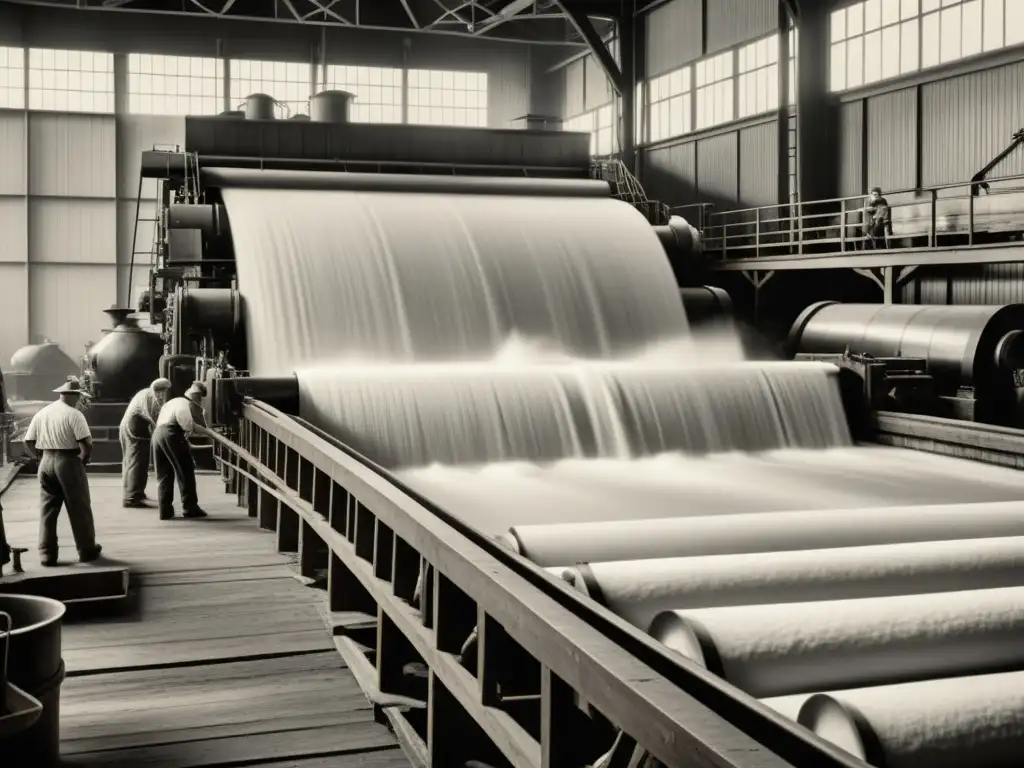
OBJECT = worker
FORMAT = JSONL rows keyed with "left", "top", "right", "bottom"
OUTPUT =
{"left": 119, "top": 377, "right": 172, "bottom": 508}
{"left": 152, "top": 381, "right": 210, "bottom": 521}
{"left": 22, "top": 376, "right": 102, "bottom": 567}
{"left": 863, "top": 186, "right": 893, "bottom": 249}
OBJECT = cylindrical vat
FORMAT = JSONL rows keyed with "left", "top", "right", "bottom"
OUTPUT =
{"left": 167, "top": 203, "right": 225, "bottom": 236}
{"left": 649, "top": 586, "right": 1024, "bottom": 698}
{"left": 85, "top": 308, "right": 165, "bottom": 401}
{"left": 501, "top": 500, "right": 1024, "bottom": 566}
{"left": 177, "top": 289, "right": 242, "bottom": 338}
{"left": 565, "top": 536, "right": 1024, "bottom": 631}
{"left": 0, "top": 595, "right": 66, "bottom": 764}
{"left": 799, "top": 671, "right": 1024, "bottom": 768}
{"left": 310, "top": 90, "right": 354, "bottom": 123}
{"left": 243, "top": 93, "right": 276, "bottom": 120}
{"left": 788, "top": 302, "right": 1024, "bottom": 390}
{"left": 680, "top": 286, "right": 733, "bottom": 326}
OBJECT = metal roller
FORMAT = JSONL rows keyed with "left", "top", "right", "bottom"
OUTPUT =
{"left": 654, "top": 215, "right": 702, "bottom": 262}
{"left": 211, "top": 375, "right": 299, "bottom": 425}
{"left": 168, "top": 203, "right": 228, "bottom": 237}
{"left": 177, "top": 288, "right": 243, "bottom": 338}
{"left": 200, "top": 168, "right": 611, "bottom": 198}
{"left": 789, "top": 303, "right": 1024, "bottom": 388}
{"left": 680, "top": 286, "right": 733, "bottom": 326}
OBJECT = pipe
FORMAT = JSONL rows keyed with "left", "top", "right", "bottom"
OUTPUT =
{"left": 649, "top": 585, "right": 1024, "bottom": 698}
{"left": 654, "top": 215, "right": 702, "bottom": 261}
{"left": 201, "top": 168, "right": 611, "bottom": 197}
{"left": 680, "top": 286, "right": 733, "bottom": 326}
{"left": 213, "top": 376, "right": 300, "bottom": 425}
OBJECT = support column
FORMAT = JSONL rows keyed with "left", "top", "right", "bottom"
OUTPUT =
{"left": 776, "top": 3, "right": 790, "bottom": 207}
{"left": 795, "top": 3, "right": 839, "bottom": 203}
{"left": 619, "top": 11, "right": 638, "bottom": 174}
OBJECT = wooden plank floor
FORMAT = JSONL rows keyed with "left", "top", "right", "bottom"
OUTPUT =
{"left": 1, "top": 471, "right": 410, "bottom": 768}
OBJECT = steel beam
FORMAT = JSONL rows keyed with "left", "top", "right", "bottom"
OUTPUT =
{"left": 553, "top": 0, "right": 625, "bottom": 95}
{"left": 710, "top": 244, "right": 1024, "bottom": 271}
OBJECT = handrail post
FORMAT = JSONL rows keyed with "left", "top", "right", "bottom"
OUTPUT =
{"left": 968, "top": 190, "right": 975, "bottom": 246}
{"left": 929, "top": 188, "right": 937, "bottom": 248}
{"left": 755, "top": 208, "right": 761, "bottom": 255}
{"left": 839, "top": 199, "right": 847, "bottom": 252}
{"left": 797, "top": 202, "right": 804, "bottom": 255}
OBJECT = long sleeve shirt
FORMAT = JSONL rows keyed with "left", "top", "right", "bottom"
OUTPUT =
{"left": 24, "top": 401, "right": 91, "bottom": 450}
{"left": 156, "top": 397, "right": 207, "bottom": 436}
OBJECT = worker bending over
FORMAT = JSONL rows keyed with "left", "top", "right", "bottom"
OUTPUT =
{"left": 120, "top": 377, "right": 172, "bottom": 508}
{"left": 23, "top": 377, "right": 102, "bottom": 566}
{"left": 153, "top": 381, "right": 210, "bottom": 520}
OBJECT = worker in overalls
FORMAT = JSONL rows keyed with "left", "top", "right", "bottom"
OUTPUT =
{"left": 120, "top": 377, "right": 172, "bottom": 508}
{"left": 22, "top": 377, "right": 103, "bottom": 566}
{"left": 863, "top": 186, "right": 893, "bottom": 249}
{"left": 152, "top": 381, "right": 209, "bottom": 521}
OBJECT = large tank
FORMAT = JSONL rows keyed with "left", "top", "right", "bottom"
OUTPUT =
{"left": 3, "top": 341, "right": 79, "bottom": 402}
{"left": 310, "top": 90, "right": 354, "bottom": 123}
{"left": 85, "top": 308, "right": 165, "bottom": 401}
{"left": 243, "top": 93, "right": 276, "bottom": 120}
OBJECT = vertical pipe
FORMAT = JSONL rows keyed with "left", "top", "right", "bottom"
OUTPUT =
{"left": 218, "top": 39, "right": 229, "bottom": 113}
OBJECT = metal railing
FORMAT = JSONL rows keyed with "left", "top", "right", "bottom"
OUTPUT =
{"left": 700, "top": 174, "right": 1024, "bottom": 260}
{"left": 206, "top": 400, "right": 864, "bottom": 768}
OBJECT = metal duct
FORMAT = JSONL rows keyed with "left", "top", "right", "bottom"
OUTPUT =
{"left": 200, "top": 168, "right": 611, "bottom": 198}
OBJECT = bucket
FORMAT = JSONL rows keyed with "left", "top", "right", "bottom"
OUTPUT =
{"left": 0, "top": 595, "right": 66, "bottom": 765}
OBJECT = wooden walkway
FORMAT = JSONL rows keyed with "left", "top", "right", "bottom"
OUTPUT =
{"left": 1, "top": 471, "right": 410, "bottom": 768}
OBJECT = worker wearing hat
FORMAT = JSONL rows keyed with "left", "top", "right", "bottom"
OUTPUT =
{"left": 120, "top": 377, "right": 172, "bottom": 508}
{"left": 22, "top": 376, "right": 103, "bottom": 566}
{"left": 152, "top": 381, "right": 210, "bottom": 520}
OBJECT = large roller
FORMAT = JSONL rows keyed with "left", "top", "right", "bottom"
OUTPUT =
{"left": 648, "top": 586, "right": 1024, "bottom": 698}
{"left": 564, "top": 536, "right": 1024, "bottom": 631}
{"left": 788, "top": 302, "right": 1024, "bottom": 424}
{"left": 501, "top": 500, "right": 1024, "bottom": 567}
{"left": 798, "top": 671, "right": 1024, "bottom": 768}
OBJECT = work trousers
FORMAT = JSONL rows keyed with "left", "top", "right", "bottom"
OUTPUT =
{"left": 38, "top": 449, "right": 98, "bottom": 561}
{"left": 119, "top": 423, "right": 152, "bottom": 503}
{"left": 153, "top": 423, "right": 199, "bottom": 514}
{"left": 866, "top": 222, "right": 889, "bottom": 250}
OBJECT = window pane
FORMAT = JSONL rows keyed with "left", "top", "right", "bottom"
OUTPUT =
{"left": 831, "top": 8, "right": 847, "bottom": 41}
{"left": 407, "top": 68, "right": 487, "bottom": 127}
{"left": 962, "top": 0, "right": 983, "bottom": 56}
{"left": 1009, "top": 0, "right": 1024, "bottom": 46}
{"left": 0, "top": 46, "right": 24, "bottom": 109}
{"left": 864, "top": 30, "right": 882, "bottom": 83}
{"left": 864, "top": 0, "right": 882, "bottom": 30}
{"left": 323, "top": 65, "right": 403, "bottom": 123}
{"left": 922, "top": 12, "right": 941, "bottom": 67}
{"left": 900, "top": 20, "right": 920, "bottom": 73}
{"left": 128, "top": 54, "right": 223, "bottom": 115}
{"left": 28, "top": 47, "right": 113, "bottom": 113}
{"left": 846, "top": 36, "right": 864, "bottom": 88}
{"left": 983, "top": 0, "right": 1005, "bottom": 50}
{"left": 830, "top": 41, "right": 848, "bottom": 91}
{"left": 881, "top": 25, "right": 901, "bottom": 79}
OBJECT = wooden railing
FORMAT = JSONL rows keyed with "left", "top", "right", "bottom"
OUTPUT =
{"left": 207, "top": 400, "right": 864, "bottom": 768}
{"left": 699, "top": 175, "right": 1024, "bottom": 260}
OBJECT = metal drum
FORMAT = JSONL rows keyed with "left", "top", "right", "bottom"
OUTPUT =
{"left": 243, "top": 93, "right": 276, "bottom": 120}
{"left": 310, "top": 90, "right": 354, "bottom": 123}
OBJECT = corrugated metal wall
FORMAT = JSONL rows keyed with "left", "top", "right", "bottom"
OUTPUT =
{"left": 646, "top": 0, "right": 702, "bottom": 76}
{"left": 705, "top": 0, "right": 778, "bottom": 55}
{"left": 641, "top": 141, "right": 699, "bottom": 207}
{"left": 739, "top": 122, "right": 779, "bottom": 207}
{"left": 838, "top": 102, "right": 864, "bottom": 197}
{"left": 865, "top": 87, "right": 917, "bottom": 193}
{"left": 697, "top": 133, "right": 739, "bottom": 204}
{"left": 919, "top": 61, "right": 1024, "bottom": 186}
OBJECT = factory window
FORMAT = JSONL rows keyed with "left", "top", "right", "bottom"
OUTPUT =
{"left": 230, "top": 59, "right": 312, "bottom": 117}
{"left": 647, "top": 66, "right": 690, "bottom": 143}
{"left": 738, "top": 35, "right": 779, "bottom": 119}
{"left": 565, "top": 104, "right": 616, "bottom": 157}
{"left": 322, "top": 65, "right": 403, "bottom": 123}
{"left": 829, "top": 0, "right": 919, "bottom": 91}
{"left": 0, "top": 46, "right": 24, "bottom": 109}
{"left": 407, "top": 69, "right": 488, "bottom": 127}
{"left": 127, "top": 54, "right": 223, "bottom": 116}
{"left": 921, "top": 0, "right": 1020, "bottom": 69}
{"left": 694, "top": 51, "right": 734, "bottom": 131}
{"left": 28, "top": 48, "right": 114, "bottom": 113}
